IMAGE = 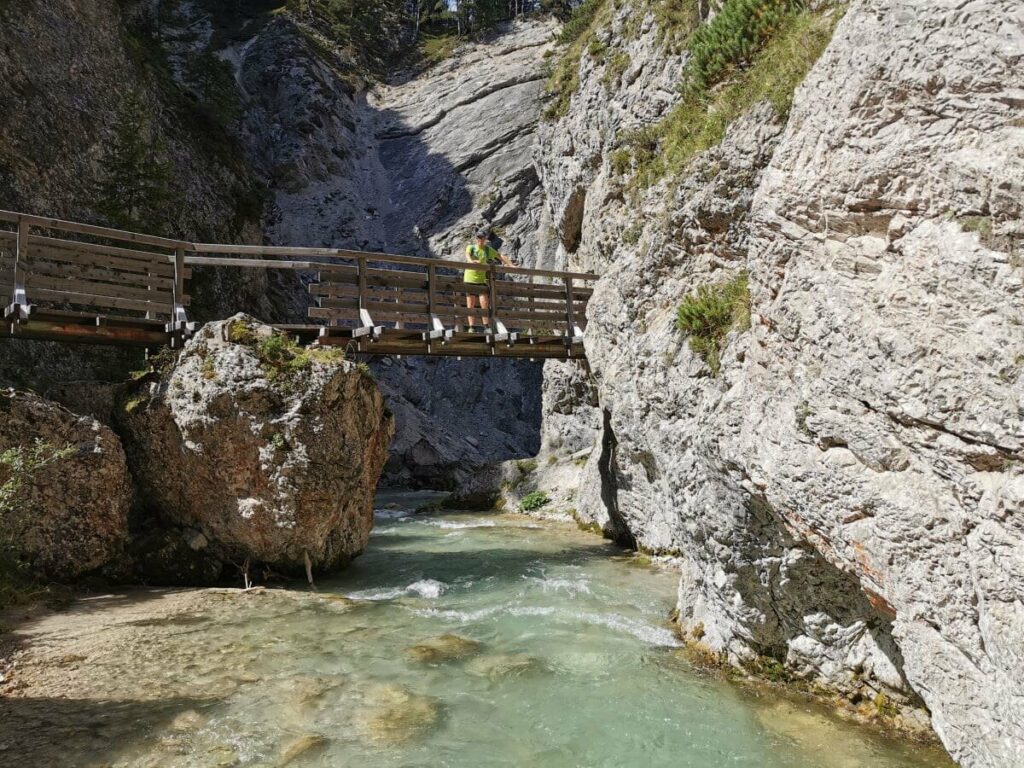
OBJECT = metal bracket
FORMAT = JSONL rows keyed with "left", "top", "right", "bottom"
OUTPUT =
{"left": 423, "top": 313, "right": 452, "bottom": 343}
{"left": 4, "top": 288, "right": 30, "bottom": 322}
{"left": 487, "top": 318, "right": 514, "bottom": 346}
{"left": 353, "top": 308, "right": 383, "bottom": 340}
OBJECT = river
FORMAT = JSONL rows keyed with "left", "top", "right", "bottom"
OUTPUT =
{"left": 0, "top": 492, "right": 952, "bottom": 767}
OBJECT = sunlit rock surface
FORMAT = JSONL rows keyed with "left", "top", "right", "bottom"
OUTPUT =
{"left": 118, "top": 315, "right": 394, "bottom": 576}
{"left": 532, "top": 1, "right": 1024, "bottom": 764}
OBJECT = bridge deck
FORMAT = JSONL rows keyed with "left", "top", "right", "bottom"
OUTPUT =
{"left": 0, "top": 211, "right": 596, "bottom": 360}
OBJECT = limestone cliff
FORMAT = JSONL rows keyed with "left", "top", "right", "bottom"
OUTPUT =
{"left": 529, "top": 1, "right": 1024, "bottom": 765}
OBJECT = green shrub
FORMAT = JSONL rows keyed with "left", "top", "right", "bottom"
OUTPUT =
{"left": 520, "top": 490, "right": 551, "bottom": 512}
{"left": 675, "top": 271, "right": 750, "bottom": 375}
{"left": 419, "top": 33, "right": 460, "bottom": 67}
{"left": 618, "top": 4, "right": 843, "bottom": 188}
{"left": 227, "top": 318, "right": 257, "bottom": 345}
{"left": 650, "top": 0, "right": 701, "bottom": 52}
{"left": 558, "top": 0, "right": 605, "bottom": 44}
{"left": 684, "top": 0, "right": 804, "bottom": 94}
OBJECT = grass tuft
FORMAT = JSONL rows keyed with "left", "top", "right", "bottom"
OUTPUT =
{"left": 613, "top": 4, "right": 843, "bottom": 187}
{"left": 545, "top": 0, "right": 612, "bottom": 120}
{"left": 675, "top": 271, "right": 750, "bottom": 376}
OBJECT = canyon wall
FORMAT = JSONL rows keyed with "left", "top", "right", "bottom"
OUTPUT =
{"left": 529, "top": 1, "right": 1024, "bottom": 765}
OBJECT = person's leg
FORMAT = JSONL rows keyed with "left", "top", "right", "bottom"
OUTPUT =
{"left": 466, "top": 292, "right": 478, "bottom": 328}
{"left": 479, "top": 291, "right": 491, "bottom": 329}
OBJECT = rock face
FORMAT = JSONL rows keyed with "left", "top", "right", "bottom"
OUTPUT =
{"left": 118, "top": 316, "right": 394, "bottom": 574}
{"left": 532, "top": 0, "right": 1024, "bottom": 765}
{"left": 0, "top": 390, "right": 131, "bottom": 581}
{"left": 226, "top": 18, "right": 557, "bottom": 485}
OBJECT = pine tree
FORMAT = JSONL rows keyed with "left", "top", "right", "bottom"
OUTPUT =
{"left": 94, "top": 90, "right": 173, "bottom": 233}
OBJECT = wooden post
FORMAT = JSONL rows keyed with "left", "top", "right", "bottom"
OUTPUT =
{"left": 9, "top": 217, "right": 30, "bottom": 319}
{"left": 425, "top": 262, "right": 446, "bottom": 343}
{"left": 170, "top": 246, "right": 188, "bottom": 342}
{"left": 565, "top": 277, "right": 576, "bottom": 342}
{"left": 487, "top": 263, "right": 499, "bottom": 333}
{"left": 355, "top": 257, "right": 379, "bottom": 342}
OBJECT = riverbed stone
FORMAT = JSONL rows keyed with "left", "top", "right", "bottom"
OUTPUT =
{"left": 358, "top": 684, "right": 444, "bottom": 744}
{"left": 117, "top": 315, "right": 394, "bottom": 577}
{"left": 406, "top": 634, "right": 483, "bottom": 664}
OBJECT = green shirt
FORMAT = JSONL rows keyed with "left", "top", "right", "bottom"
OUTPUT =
{"left": 464, "top": 244, "right": 500, "bottom": 284}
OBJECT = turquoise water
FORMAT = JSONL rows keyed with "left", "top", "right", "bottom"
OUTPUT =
{"left": 2, "top": 494, "right": 951, "bottom": 767}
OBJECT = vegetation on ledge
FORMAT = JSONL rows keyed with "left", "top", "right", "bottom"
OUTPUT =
{"left": 675, "top": 271, "right": 751, "bottom": 376}
{"left": 612, "top": 1, "right": 845, "bottom": 188}
{"left": 544, "top": 0, "right": 611, "bottom": 119}
{"left": 520, "top": 490, "right": 551, "bottom": 512}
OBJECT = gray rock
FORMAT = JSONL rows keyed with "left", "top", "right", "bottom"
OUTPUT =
{"left": 0, "top": 389, "right": 132, "bottom": 581}
{"left": 117, "top": 315, "right": 394, "bottom": 575}
{"left": 533, "top": 0, "right": 1024, "bottom": 764}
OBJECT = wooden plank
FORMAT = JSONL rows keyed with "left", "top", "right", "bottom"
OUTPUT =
{"left": 497, "top": 296, "right": 581, "bottom": 311}
{"left": 314, "top": 279, "right": 489, "bottom": 299}
{"left": 28, "top": 286, "right": 172, "bottom": 316}
{"left": 11, "top": 319, "right": 170, "bottom": 347}
{"left": 30, "top": 235, "right": 179, "bottom": 266}
{"left": 25, "top": 259, "right": 170, "bottom": 292}
{"left": 310, "top": 306, "right": 471, "bottom": 326}
{"left": 495, "top": 281, "right": 593, "bottom": 300}
{"left": 310, "top": 304, "right": 585, "bottom": 331}
{"left": 25, "top": 273, "right": 177, "bottom": 304}
{"left": 492, "top": 306, "right": 578, "bottom": 321}
{"left": 21, "top": 214, "right": 189, "bottom": 249}
{"left": 26, "top": 307, "right": 169, "bottom": 327}
{"left": 191, "top": 243, "right": 598, "bottom": 282}
{"left": 30, "top": 243, "right": 181, "bottom": 278}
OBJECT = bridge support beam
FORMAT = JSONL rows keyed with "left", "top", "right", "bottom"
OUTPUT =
{"left": 5, "top": 217, "right": 31, "bottom": 322}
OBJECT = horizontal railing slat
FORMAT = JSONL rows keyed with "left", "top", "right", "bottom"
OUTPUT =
{"left": 26, "top": 259, "right": 171, "bottom": 293}
{"left": 30, "top": 243, "right": 182, "bottom": 279}
{"left": 28, "top": 287, "right": 173, "bottom": 316}
{"left": 25, "top": 272, "right": 177, "bottom": 305}
{"left": 12, "top": 213, "right": 190, "bottom": 249}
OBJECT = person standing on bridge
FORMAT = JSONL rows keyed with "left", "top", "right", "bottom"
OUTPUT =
{"left": 464, "top": 228, "right": 513, "bottom": 331}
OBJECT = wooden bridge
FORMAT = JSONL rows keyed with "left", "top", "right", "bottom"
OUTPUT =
{"left": 0, "top": 211, "right": 596, "bottom": 359}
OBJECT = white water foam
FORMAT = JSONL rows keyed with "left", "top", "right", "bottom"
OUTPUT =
{"left": 428, "top": 519, "right": 497, "bottom": 530}
{"left": 346, "top": 579, "right": 448, "bottom": 601}
{"left": 374, "top": 508, "right": 415, "bottom": 520}
{"left": 527, "top": 576, "right": 593, "bottom": 597}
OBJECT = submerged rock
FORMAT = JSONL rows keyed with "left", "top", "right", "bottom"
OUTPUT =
{"left": 406, "top": 634, "right": 483, "bottom": 664}
{"left": 0, "top": 389, "right": 132, "bottom": 581}
{"left": 118, "top": 315, "right": 394, "bottom": 578}
{"left": 278, "top": 733, "right": 328, "bottom": 764}
{"left": 465, "top": 653, "right": 548, "bottom": 682}
{"left": 358, "top": 684, "right": 444, "bottom": 744}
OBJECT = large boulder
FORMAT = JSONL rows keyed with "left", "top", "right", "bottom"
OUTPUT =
{"left": 0, "top": 389, "right": 132, "bottom": 581}
{"left": 118, "top": 315, "right": 394, "bottom": 576}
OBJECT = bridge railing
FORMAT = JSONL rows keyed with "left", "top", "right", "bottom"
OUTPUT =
{"left": 0, "top": 210, "right": 191, "bottom": 345}
{"left": 187, "top": 243, "right": 594, "bottom": 347}
{"left": 1, "top": 210, "right": 597, "bottom": 357}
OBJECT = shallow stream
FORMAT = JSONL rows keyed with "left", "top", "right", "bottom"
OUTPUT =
{"left": 0, "top": 492, "right": 951, "bottom": 767}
